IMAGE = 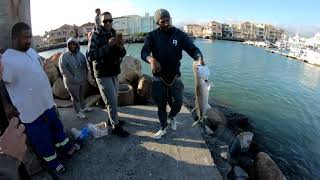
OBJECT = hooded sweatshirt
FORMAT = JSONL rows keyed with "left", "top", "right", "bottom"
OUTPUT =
{"left": 141, "top": 27, "right": 202, "bottom": 84}
{"left": 59, "top": 38, "right": 88, "bottom": 85}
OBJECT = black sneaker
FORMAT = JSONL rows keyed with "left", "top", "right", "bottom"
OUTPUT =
{"left": 107, "top": 120, "right": 125, "bottom": 127}
{"left": 112, "top": 125, "right": 129, "bottom": 137}
{"left": 118, "top": 120, "right": 126, "bottom": 126}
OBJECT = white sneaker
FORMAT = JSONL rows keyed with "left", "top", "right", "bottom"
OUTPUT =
{"left": 76, "top": 112, "right": 86, "bottom": 119}
{"left": 169, "top": 117, "right": 177, "bottom": 131}
{"left": 81, "top": 107, "right": 93, "bottom": 112}
{"left": 153, "top": 129, "right": 167, "bottom": 139}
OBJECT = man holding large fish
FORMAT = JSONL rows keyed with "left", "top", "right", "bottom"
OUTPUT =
{"left": 141, "top": 8, "right": 206, "bottom": 139}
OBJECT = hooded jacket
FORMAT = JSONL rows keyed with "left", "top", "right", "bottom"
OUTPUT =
{"left": 141, "top": 27, "right": 203, "bottom": 84}
{"left": 59, "top": 38, "right": 88, "bottom": 85}
{"left": 87, "top": 26, "right": 126, "bottom": 78}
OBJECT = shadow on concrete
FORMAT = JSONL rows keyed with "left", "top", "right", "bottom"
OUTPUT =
{"left": 32, "top": 105, "right": 221, "bottom": 180}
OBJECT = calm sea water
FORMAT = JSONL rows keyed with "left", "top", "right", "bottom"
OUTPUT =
{"left": 39, "top": 40, "right": 320, "bottom": 179}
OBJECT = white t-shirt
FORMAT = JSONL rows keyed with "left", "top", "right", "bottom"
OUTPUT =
{"left": 2, "top": 48, "right": 55, "bottom": 123}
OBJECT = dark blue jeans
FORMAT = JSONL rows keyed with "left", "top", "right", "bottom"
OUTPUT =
{"left": 152, "top": 78, "right": 184, "bottom": 129}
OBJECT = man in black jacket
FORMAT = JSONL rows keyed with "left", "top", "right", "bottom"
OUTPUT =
{"left": 141, "top": 9, "right": 205, "bottom": 139}
{"left": 87, "top": 12, "right": 129, "bottom": 137}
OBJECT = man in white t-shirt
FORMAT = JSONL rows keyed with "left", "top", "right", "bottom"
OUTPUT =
{"left": 1, "top": 22, "right": 79, "bottom": 174}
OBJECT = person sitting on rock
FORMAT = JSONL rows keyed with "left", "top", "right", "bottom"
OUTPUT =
{"left": 59, "top": 37, "right": 92, "bottom": 119}
{"left": 87, "top": 11, "right": 129, "bottom": 137}
{"left": 1, "top": 22, "right": 80, "bottom": 174}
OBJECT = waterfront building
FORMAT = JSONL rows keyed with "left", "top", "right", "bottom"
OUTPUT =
{"left": 33, "top": 35, "right": 46, "bottom": 47}
{"left": 240, "top": 22, "right": 256, "bottom": 40}
{"left": 203, "top": 21, "right": 222, "bottom": 38}
{"left": 47, "top": 24, "right": 80, "bottom": 44}
{"left": 183, "top": 24, "right": 204, "bottom": 37}
{"left": 113, "top": 13, "right": 157, "bottom": 35}
{"left": 255, "top": 24, "right": 266, "bottom": 41}
{"left": 222, "top": 23, "right": 233, "bottom": 38}
{"left": 231, "top": 24, "right": 242, "bottom": 39}
{"left": 79, "top": 22, "right": 95, "bottom": 41}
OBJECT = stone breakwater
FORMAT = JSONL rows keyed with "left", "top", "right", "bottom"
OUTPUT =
{"left": 183, "top": 93, "right": 287, "bottom": 180}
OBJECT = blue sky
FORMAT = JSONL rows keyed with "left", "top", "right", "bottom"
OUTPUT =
{"left": 31, "top": 0, "right": 320, "bottom": 36}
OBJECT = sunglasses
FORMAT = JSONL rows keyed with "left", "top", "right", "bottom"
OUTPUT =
{"left": 103, "top": 19, "right": 113, "bottom": 23}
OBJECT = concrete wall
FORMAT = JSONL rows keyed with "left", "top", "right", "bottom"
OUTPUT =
{"left": 0, "top": 0, "right": 31, "bottom": 50}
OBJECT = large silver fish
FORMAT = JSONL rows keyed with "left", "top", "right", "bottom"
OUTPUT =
{"left": 192, "top": 62, "right": 211, "bottom": 127}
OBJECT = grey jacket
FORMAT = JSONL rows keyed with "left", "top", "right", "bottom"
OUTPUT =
{"left": 0, "top": 154, "right": 19, "bottom": 180}
{"left": 59, "top": 38, "right": 88, "bottom": 86}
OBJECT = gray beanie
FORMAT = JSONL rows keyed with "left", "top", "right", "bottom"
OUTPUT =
{"left": 154, "top": 9, "right": 170, "bottom": 24}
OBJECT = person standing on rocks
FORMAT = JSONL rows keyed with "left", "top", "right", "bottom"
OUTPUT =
{"left": 95, "top": 8, "right": 101, "bottom": 27}
{"left": 141, "top": 9, "right": 205, "bottom": 139}
{"left": 59, "top": 38, "right": 92, "bottom": 119}
{"left": 1, "top": 22, "right": 80, "bottom": 174}
{"left": 87, "top": 12, "right": 129, "bottom": 137}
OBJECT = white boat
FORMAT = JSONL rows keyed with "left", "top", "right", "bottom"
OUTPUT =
{"left": 301, "top": 49, "right": 320, "bottom": 65}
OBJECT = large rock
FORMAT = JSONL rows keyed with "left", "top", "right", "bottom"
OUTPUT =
{"left": 236, "top": 131, "right": 254, "bottom": 152}
{"left": 84, "top": 94, "right": 101, "bottom": 107}
{"left": 47, "top": 51, "right": 63, "bottom": 68}
{"left": 52, "top": 78, "right": 70, "bottom": 100}
{"left": 118, "top": 84, "right": 134, "bottom": 106}
{"left": 206, "top": 108, "right": 227, "bottom": 130}
{"left": 43, "top": 60, "right": 59, "bottom": 85}
{"left": 118, "top": 55, "right": 142, "bottom": 84}
{"left": 54, "top": 99, "right": 73, "bottom": 108}
{"left": 137, "top": 74, "right": 152, "bottom": 100}
{"left": 255, "top": 152, "right": 287, "bottom": 180}
{"left": 232, "top": 166, "right": 249, "bottom": 180}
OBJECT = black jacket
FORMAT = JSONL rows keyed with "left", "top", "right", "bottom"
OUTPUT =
{"left": 141, "top": 27, "right": 202, "bottom": 83}
{"left": 87, "top": 27, "right": 126, "bottom": 77}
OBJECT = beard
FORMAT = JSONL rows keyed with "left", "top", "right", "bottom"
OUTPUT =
{"left": 161, "top": 25, "right": 172, "bottom": 33}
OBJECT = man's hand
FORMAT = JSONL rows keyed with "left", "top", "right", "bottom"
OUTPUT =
{"left": 108, "top": 37, "right": 124, "bottom": 49}
{"left": 0, "top": 117, "right": 27, "bottom": 161}
{"left": 148, "top": 57, "right": 161, "bottom": 74}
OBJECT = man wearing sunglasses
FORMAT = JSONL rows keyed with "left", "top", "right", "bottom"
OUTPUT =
{"left": 141, "top": 9, "right": 205, "bottom": 139}
{"left": 87, "top": 12, "right": 129, "bottom": 137}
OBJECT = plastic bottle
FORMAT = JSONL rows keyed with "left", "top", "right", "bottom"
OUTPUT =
{"left": 71, "top": 128, "right": 81, "bottom": 139}
{"left": 71, "top": 127, "right": 89, "bottom": 140}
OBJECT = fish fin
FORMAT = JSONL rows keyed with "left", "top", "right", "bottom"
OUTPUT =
{"left": 206, "top": 104, "right": 211, "bottom": 111}
{"left": 192, "top": 117, "right": 203, "bottom": 127}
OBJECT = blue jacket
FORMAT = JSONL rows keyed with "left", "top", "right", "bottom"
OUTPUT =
{"left": 141, "top": 27, "right": 202, "bottom": 83}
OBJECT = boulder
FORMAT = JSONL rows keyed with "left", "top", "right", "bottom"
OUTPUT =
{"left": 47, "top": 51, "right": 63, "bottom": 68}
{"left": 84, "top": 94, "right": 101, "bottom": 107}
{"left": 52, "top": 78, "right": 70, "bottom": 100}
{"left": 54, "top": 99, "right": 73, "bottom": 108}
{"left": 118, "top": 84, "right": 134, "bottom": 106}
{"left": 255, "top": 152, "right": 287, "bottom": 180}
{"left": 236, "top": 131, "right": 254, "bottom": 152}
{"left": 137, "top": 74, "right": 153, "bottom": 100}
{"left": 232, "top": 166, "right": 249, "bottom": 180}
{"left": 206, "top": 108, "right": 227, "bottom": 129}
{"left": 43, "top": 60, "right": 59, "bottom": 85}
{"left": 118, "top": 55, "right": 142, "bottom": 84}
